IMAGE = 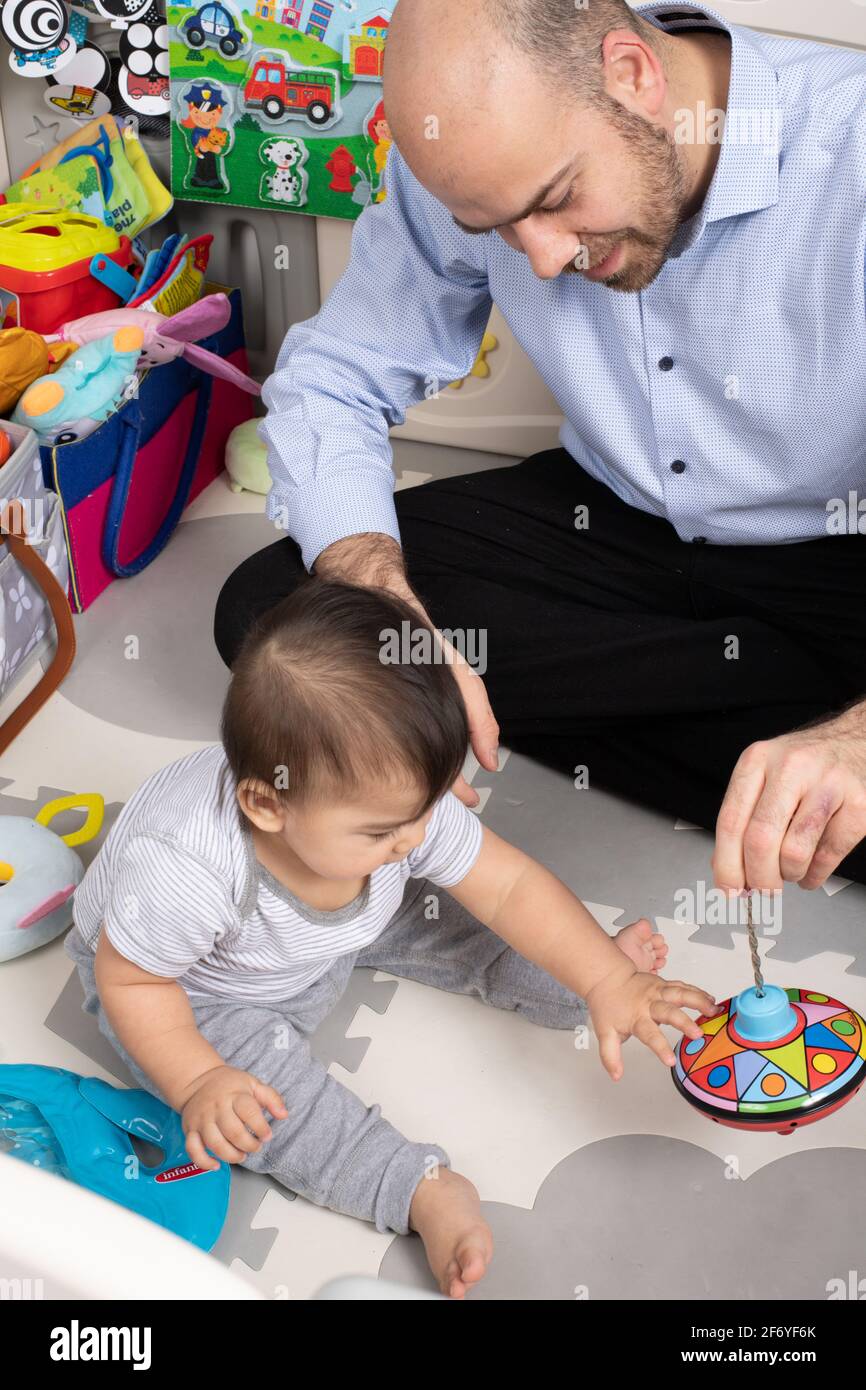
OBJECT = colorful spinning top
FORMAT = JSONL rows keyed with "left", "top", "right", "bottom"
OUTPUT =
{"left": 673, "top": 896, "right": 866, "bottom": 1133}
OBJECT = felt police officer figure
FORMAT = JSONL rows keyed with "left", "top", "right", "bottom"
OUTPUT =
{"left": 179, "top": 82, "right": 231, "bottom": 194}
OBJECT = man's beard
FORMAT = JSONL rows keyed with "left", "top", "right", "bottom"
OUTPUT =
{"left": 563, "top": 98, "right": 691, "bottom": 292}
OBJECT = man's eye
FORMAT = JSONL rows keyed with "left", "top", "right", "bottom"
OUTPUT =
{"left": 538, "top": 185, "right": 579, "bottom": 218}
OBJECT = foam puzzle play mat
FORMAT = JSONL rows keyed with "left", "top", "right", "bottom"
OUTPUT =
{"left": 3, "top": 456, "right": 866, "bottom": 1303}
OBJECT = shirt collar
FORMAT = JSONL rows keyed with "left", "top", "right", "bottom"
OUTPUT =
{"left": 633, "top": 2, "right": 780, "bottom": 249}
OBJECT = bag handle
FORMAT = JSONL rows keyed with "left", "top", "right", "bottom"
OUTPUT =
{"left": 0, "top": 499, "right": 76, "bottom": 757}
{"left": 102, "top": 371, "right": 214, "bottom": 578}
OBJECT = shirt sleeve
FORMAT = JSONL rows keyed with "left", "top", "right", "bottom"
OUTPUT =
{"left": 102, "top": 834, "right": 235, "bottom": 979}
{"left": 261, "top": 143, "right": 494, "bottom": 569}
{"left": 406, "top": 792, "right": 484, "bottom": 888}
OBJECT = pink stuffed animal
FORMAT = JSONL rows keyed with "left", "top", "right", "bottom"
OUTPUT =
{"left": 48, "top": 294, "right": 261, "bottom": 396}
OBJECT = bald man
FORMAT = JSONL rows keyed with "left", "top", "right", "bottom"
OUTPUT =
{"left": 216, "top": 1, "right": 866, "bottom": 897}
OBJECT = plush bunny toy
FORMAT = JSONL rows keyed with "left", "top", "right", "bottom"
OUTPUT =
{"left": 47, "top": 293, "right": 261, "bottom": 397}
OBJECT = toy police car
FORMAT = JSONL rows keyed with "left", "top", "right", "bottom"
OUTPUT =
{"left": 182, "top": 3, "right": 246, "bottom": 58}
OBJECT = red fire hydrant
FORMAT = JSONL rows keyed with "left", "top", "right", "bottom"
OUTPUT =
{"left": 326, "top": 145, "right": 357, "bottom": 193}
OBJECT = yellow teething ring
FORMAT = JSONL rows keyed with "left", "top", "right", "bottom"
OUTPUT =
{"left": 35, "top": 793, "right": 105, "bottom": 847}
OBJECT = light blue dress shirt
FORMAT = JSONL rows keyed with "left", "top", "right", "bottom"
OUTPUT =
{"left": 261, "top": 1, "right": 866, "bottom": 568}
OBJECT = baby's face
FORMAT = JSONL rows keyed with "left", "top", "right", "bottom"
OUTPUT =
{"left": 282, "top": 782, "right": 434, "bottom": 881}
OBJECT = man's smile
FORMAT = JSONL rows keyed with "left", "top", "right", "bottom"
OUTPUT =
{"left": 583, "top": 242, "right": 626, "bottom": 279}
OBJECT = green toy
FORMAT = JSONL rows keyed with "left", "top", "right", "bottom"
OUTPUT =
{"left": 225, "top": 417, "right": 271, "bottom": 494}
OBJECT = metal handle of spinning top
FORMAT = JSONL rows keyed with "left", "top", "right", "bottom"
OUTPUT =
{"left": 732, "top": 890, "right": 797, "bottom": 1042}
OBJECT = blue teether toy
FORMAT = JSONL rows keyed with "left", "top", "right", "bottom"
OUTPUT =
{"left": 0, "top": 1064, "right": 230, "bottom": 1250}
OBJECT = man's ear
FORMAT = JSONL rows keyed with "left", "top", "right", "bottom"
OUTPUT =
{"left": 237, "top": 778, "right": 288, "bottom": 833}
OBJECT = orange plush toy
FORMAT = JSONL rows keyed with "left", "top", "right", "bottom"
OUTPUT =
{"left": 0, "top": 328, "right": 50, "bottom": 416}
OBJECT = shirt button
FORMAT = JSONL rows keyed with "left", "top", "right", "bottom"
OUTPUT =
{"left": 671, "top": 459, "right": 686, "bottom": 474}
{"left": 658, "top": 356, "right": 674, "bottom": 371}
{"left": 693, "top": 536, "right": 707, "bottom": 544}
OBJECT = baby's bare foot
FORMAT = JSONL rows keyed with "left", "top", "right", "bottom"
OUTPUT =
{"left": 615, "top": 916, "right": 668, "bottom": 974}
{"left": 409, "top": 1167, "right": 493, "bottom": 1299}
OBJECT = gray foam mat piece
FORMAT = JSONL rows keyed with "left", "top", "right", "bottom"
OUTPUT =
{"left": 45, "top": 968, "right": 139, "bottom": 1088}
{"left": 44, "top": 962, "right": 399, "bottom": 1085}
{"left": 209, "top": 1167, "right": 289, "bottom": 1273}
{"left": 310, "top": 971, "right": 398, "bottom": 1074}
{"left": 379, "top": 1133, "right": 866, "bottom": 1299}
{"left": 0, "top": 781, "right": 124, "bottom": 872}
{"left": 477, "top": 751, "right": 866, "bottom": 977}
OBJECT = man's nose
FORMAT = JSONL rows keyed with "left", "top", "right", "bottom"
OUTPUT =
{"left": 509, "top": 218, "right": 579, "bottom": 279}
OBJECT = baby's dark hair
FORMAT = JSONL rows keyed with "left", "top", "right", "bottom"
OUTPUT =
{"left": 221, "top": 577, "right": 469, "bottom": 812}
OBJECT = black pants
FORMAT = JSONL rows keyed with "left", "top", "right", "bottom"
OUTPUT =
{"left": 214, "top": 448, "right": 866, "bottom": 881}
{"left": 191, "top": 149, "right": 226, "bottom": 192}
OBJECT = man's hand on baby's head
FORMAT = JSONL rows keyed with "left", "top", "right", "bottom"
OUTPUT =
{"left": 179, "top": 1065, "right": 288, "bottom": 1172}
{"left": 585, "top": 963, "right": 717, "bottom": 1083}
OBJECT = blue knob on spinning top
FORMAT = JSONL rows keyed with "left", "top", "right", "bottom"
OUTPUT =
{"left": 731, "top": 984, "right": 797, "bottom": 1042}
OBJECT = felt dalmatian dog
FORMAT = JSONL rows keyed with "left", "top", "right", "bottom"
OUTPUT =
{"left": 260, "top": 137, "right": 307, "bottom": 207}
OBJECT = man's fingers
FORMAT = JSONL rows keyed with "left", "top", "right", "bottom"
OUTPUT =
{"left": 800, "top": 805, "right": 865, "bottom": 889}
{"left": 743, "top": 773, "right": 811, "bottom": 891}
{"left": 716, "top": 727, "right": 866, "bottom": 896}
{"left": 713, "top": 745, "right": 768, "bottom": 890}
{"left": 451, "top": 772, "right": 480, "bottom": 808}
{"left": 778, "top": 782, "right": 844, "bottom": 884}
{"left": 453, "top": 661, "right": 500, "bottom": 772}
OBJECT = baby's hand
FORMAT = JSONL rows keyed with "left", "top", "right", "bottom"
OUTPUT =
{"left": 180, "top": 1065, "right": 288, "bottom": 1171}
{"left": 586, "top": 963, "right": 717, "bottom": 1081}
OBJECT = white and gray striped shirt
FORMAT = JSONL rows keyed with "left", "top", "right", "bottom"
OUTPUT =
{"left": 72, "top": 745, "right": 483, "bottom": 1003}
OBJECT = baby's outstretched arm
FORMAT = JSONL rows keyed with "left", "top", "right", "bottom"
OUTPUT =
{"left": 95, "top": 931, "right": 287, "bottom": 1169}
{"left": 446, "top": 825, "right": 716, "bottom": 1079}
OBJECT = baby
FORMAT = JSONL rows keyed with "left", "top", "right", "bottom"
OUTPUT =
{"left": 66, "top": 579, "right": 715, "bottom": 1298}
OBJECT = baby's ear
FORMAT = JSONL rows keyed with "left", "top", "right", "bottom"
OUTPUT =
{"left": 237, "top": 778, "right": 286, "bottom": 832}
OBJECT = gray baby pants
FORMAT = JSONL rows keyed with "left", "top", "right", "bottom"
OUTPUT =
{"left": 66, "top": 877, "right": 586, "bottom": 1235}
